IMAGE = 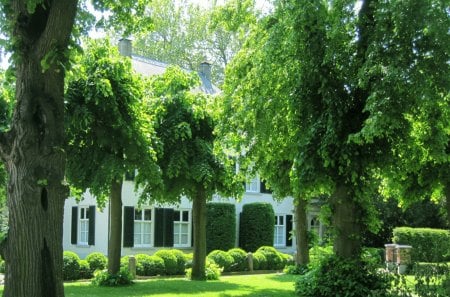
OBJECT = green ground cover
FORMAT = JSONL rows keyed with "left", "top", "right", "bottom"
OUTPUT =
{"left": 0, "top": 273, "right": 297, "bottom": 297}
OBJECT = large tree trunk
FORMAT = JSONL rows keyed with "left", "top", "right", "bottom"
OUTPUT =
{"left": 294, "top": 198, "right": 309, "bottom": 265}
{"left": 191, "top": 190, "right": 207, "bottom": 280}
{"left": 331, "top": 185, "right": 362, "bottom": 259}
{"left": 108, "top": 178, "right": 123, "bottom": 274}
{"left": 0, "top": 2, "right": 77, "bottom": 296}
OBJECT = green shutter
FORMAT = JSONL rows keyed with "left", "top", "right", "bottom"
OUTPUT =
{"left": 286, "top": 215, "right": 293, "bottom": 247}
{"left": 123, "top": 206, "right": 134, "bottom": 247}
{"left": 88, "top": 205, "right": 96, "bottom": 245}
{"left": 154, "top": 208, "right": 174, "bottom": 247}
{"left": 71, "top": 206, "right": 78, "bottom": 245}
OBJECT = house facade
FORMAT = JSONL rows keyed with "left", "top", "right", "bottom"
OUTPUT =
{"left": 62, "top": 39, "right": 325, "bottom": 259}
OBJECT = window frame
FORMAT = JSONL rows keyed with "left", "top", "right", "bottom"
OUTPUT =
{"left": 274, "top": 214, "right": 286, "bottom": 247}
{"left": 78, "top": 206, "right": 90, "bottom": 246}
{"left": 173, "top": 209, "right": 191, "bottom": 248}
{"left": 133, "top": 208, "right": 153, "bottom": 248}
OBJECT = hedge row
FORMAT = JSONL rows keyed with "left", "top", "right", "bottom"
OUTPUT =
{"left": 206, "top": 203, "right": 236, "bottom": 253}
{"left": 393, "top": 227, "right": 450, "bottom": 262}
{"left": 63, "top": 246, "right": 294, "bottom": 280}
{"left": 239, "top": 203, "right": 275, "bottom": 252}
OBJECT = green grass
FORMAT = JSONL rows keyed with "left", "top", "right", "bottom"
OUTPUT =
{"left": 1, "top": 273, "right": 297, "bottom": 297}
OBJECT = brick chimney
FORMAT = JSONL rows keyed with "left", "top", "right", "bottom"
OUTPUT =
{"left": 118, "top": 38, "right": 132, "bottom": 57}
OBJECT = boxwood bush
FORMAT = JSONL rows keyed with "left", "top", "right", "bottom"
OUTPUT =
{"left": 63, "top": 251, "right": 81, "bottom": 280}
{"left": 154, "top": 250, "right": 178, "bottom": 275}
{"left": 256, "top": 246, "right": 284, "bottom": 270}
{"left": 206, "top": 203, "right": 236, "bottom": 253}
{"left": 393, "top": 227, "right": 450, "bottom": 262}
{"left": 227, "top": 248, "right": 248, "bottom": 271}
{"left": 207, "top": 250, "right": 234, "bottom": 272}
{"left": 252, "top": 251, "right": 267, "bottom": 270}
{"left": 169, "top": 249, "right": 188, "bottom": 274}
{"left": 79, "top": 259, "right": 93, "bottom": 279}
{"left": 86, "top": 252, "right": 107, "bottom": 273}
{"left": 239, "top": 203, "right": 275, "bottom": 252}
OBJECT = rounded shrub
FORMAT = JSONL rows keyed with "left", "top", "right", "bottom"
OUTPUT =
{"left": 227, "top": 248, "right": 248, "bottom": 271}
{"left": 256, "top": 246, "right": 284, "bottom": 270}
{"left": 239, "top": 203, "right": 275, "bottom": 252}
{"left": 86, "top": 252, "right": 107, "bottom": 273}
{"left": 92, "top": 267, "right": 134, "bottom": 286}
{"left": 252, "top": 252, "right": 267, "bottom": 270}
{"left": 79, "top": 259, "right": 93, "bottom": 279}
{"left": 169, "top": 249, "right": 188, "bottom": 275}
{"left": 154, "top": 250, "right": 178, "bottom": 275}
{"left": 120, "top": 255, "right": 129, "bottom": 268}
{"left": 295, "top": 256, "right": 390, "bottom": 297}
{"left": 63, "top": 251, "right": 81, "bottom": 281}
{"left": 206, "top": 203, "right": 236, "bottom": 253}
{"left": 186, "top": 259, "right": 222, "bottom": 281}
{"left": 207, "top": 250, "right": 234, "bottom": 272}
{"left": 135, "top": 254, "right": 165, "bottom": 276}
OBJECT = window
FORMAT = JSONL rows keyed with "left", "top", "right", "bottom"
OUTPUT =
{"left": 78, "top": 206, "right": 90, "bottom": 245}
{"left": 246, "top": 176, "right": 260, "bottom": 193}
{"left": 174, "top": 210, "right": 190, "bottom": 247}
{"left": 134, "top": 209, "right": 152, "bottom": 247}
{"left": 71, "top": 206, "right": 95, "bottom": 246}
{"left": 274, "top": 215, "right": 286, "bottom": 247}
{"left": 310, "top": 216, "right": 320, "bottom": 235}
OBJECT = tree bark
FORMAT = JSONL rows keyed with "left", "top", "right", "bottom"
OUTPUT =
{"left": 331, "top": 185, "right": 362, "bottom": 259}
{"left": 108, "top": 178, "right": 123, "bottom": 274}
{"left": 0, "top": 2, "right": 77, "bottom": 296}
{"left": 191, "top": 190, "right": 207, "bottom": 280}
{"left": 294, "top": 198, "right": 309, "bottom": 265}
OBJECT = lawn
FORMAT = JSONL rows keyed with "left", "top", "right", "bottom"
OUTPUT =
{"left": 1, "top": 273, "right": 298, "bottom": 297}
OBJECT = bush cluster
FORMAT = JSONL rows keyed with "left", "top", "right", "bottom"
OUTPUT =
{"left": 393, "top": 227, "right": 450, "bottom": 262}
{"left": 239, "top": 203, "right": 275, "bottom": 252}
{"left": 92, "top": 267, "right": 134, "bottom": 287}
{"left": 206, "top": 203, "right": 236, "bottom": 253}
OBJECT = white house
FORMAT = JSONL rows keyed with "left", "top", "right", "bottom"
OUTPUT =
{"left": 62, "top": 39, "right": 325, "bottom": 258}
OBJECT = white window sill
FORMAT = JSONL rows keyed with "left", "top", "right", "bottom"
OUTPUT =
{"left": 76, "top": 244, "right": 91, "bottom": 248}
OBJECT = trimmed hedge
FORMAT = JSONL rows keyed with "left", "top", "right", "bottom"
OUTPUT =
{"left": 227, "top": 248, "right": 248, "bottom": 271}
{"left": 393, "top": 227, "right": 450, "bottom": 262}
{"left": 154, "top": 250, "right": 178, "bottom": 275}
{"left": 239, "top": 203, "right": 275, "bottom": 252}
{"left": 208, "top": 250, "right": 234, "bottom": 272}
{"left": 206, "top": 203, "right": 236, "bottom": 253}
{"left": 63, "top": 251, "right": 81, "bottom": 280}
{"left": 170, "top": 249, "right": 188, "bottom": 274}
{"left": 86, "top": 252, "right": 107, "bottom": 273}
{"left": 256, "top": 246, "right": 284, "bottom": 270}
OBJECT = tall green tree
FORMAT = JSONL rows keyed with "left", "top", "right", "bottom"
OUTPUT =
{"left": 65, "top": 39, "right": 160, "bottom": 275}
{"left": 221, "top": 0, "right": 448, "bottom": 260}
{"left": 142, "top": 66, "right": 241, "bottom": 280}
{"left": 0, "top": 1, "right": 152, "bottom": 295}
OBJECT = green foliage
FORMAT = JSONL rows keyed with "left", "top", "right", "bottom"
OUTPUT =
{"left": 78, "top": 260, "right": 92, "bottom": 279}
{"left": 393, "top": 227, "right": 450, "bottom": 262}
{"left": 86, "top": 252, "right": 107, "bottom": 273}
{"left": 227, "top": 248, "right": 248, "bottom": 272}
{"left": 65, "top": 38, "right": 160, "bottom": 204}
{"left": 308, "top": 245, "right": 334, "bottom": 269}
{"left": 91, "top": 267, "right": 134, "bottom": 287}
{"left": 239, "top": 203, "right": 274, "bottom": 252}
{"left": 295, "top": 256, "right": 390, "bottom": 297}
{"left": 186, "top": 260, "right": 222, "bottom": 281}
{"left": 206, "top": 203, "right": 236, "bottom": 253}
{"left": 63, "top": 251, "right": 81, "bottom": 281}
{"left": 284, "top": 265, "right": 308, "bottom": 275}
{"left": 255, "top": 246, "right": 284, "bottom": 270}
{"left": 135, "top": 254, "right": 165, "bottom": 276}
{"left": 154, "top": 250, "right": 178, "bottom": 275}
{"left": 0, "top": 258, "right": 5, "bottom": 273}
{"left": 412, "top": 263, "right": 450, "bottom": 297}
{"left": 169, "top": 249, "right": 188, "bottom": 275}
{"left": 252, "top": 252, "right": 267, "bottom": 270}
{"left": 207, "top": 250, "right": 234, "bottom": 272}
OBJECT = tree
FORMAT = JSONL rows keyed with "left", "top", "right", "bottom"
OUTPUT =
{"left": 0, "top": 1, "right": 152, "bottom": 295}
{"left": 142, "top": 66, "right": 241, "bottom": 280}
{"left": 65, "top": 39, "right": 160, "bottom": 275}
{"left": 221, "top": 0, "right": 448, "bottom": 261}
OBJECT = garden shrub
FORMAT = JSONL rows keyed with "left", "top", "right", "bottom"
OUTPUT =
{"left": 227, "top": 248, "right": 248, "bottom": 271}
{"left": 91, "top": 267, "right": 134, "bottom": 286}
{"left": 79, "top": 259, "right": 93, "bottom": 279}
{"left": 207, "top": 250, "right": 234, "bottom": 272}
{"left": 0, "top": 258, "right": 5, "bottom": 273}
{"left": 120, "top": 255, "right": 129, "bottom": 268}
{"left": 284, "top": 264, "right": 308, "bottom": 275}
{"left": 308, "top": 245, "right": 333, "bottom": 269}
{"left": 412, "top": 262, "right": 450, "bottom": 296}
{"left": 86, "top": 252, "right": 107, "bottom": 273}
{"left": 170, "top": 249, "right": 188, "bottom": 274}
{"left": 256, "top": 246, "right": 284, "bottom": 270}
{"left": 295, "top": 256, "right": 390, "bottom": 297}
{"left": 63, "top": 251, "right": 81, "bottom": 281}
{"left": 252, "top": 251, "right": 267, "bottom": 270}
{"left": 239, "top": 203, "right": 274, "bottom": 252}
{"left": 184, "top": 253, "right": 193, "bottom": 269}
{"left": 154, "top": 250, "right": 178, "bottom": 275}
{"left": 393, "top": 227, "right": 450, "bottom": 262}
{"left": 185, "top": 259, "right": 222, "bottom": 280}
{"left": 135, "top": 254, "right": 165, "bottom": 276}
{"left": 206, "top": 203, "right": 236, "bottom": 253}
{"left": 362, "top": 247, "right": 384, "bottom": 268}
